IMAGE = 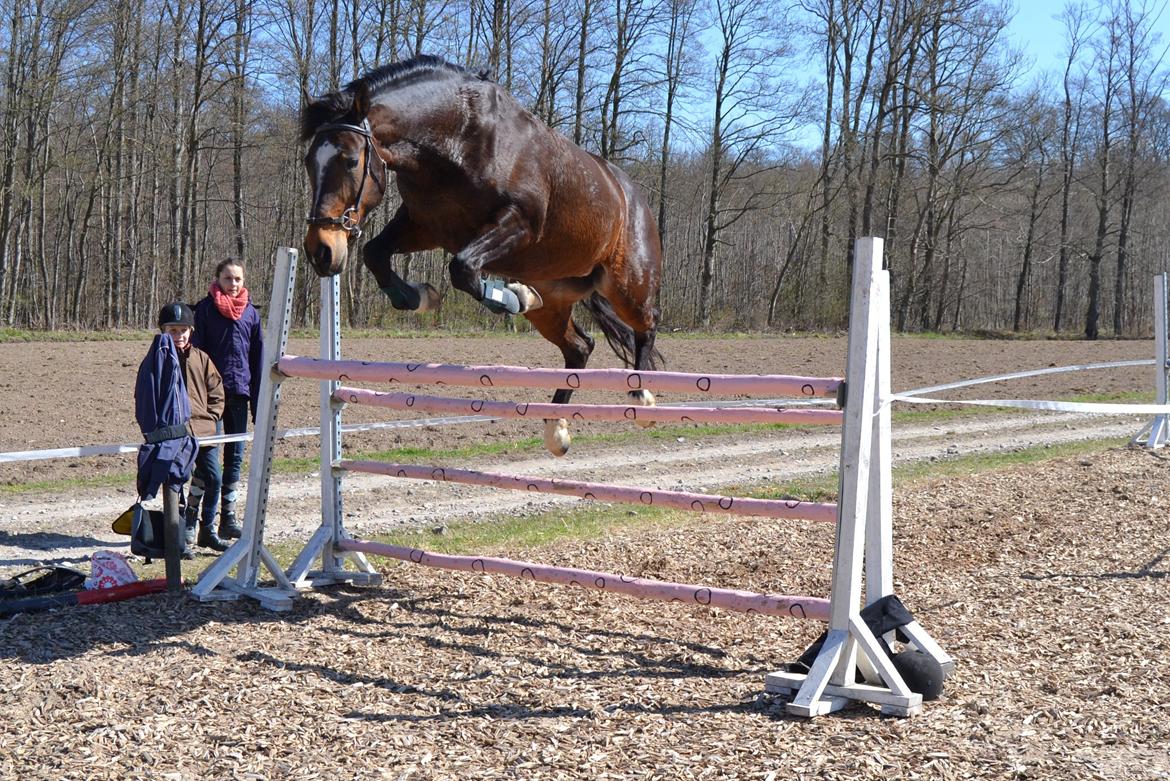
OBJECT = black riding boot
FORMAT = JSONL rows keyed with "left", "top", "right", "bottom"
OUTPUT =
{"left": 198, "top": 521, "right": 229, "bottom": 552}
{"left": 219, "top": 511, "right": 242, "bottom": 540}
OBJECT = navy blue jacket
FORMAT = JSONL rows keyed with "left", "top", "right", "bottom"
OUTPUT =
{"left": 134, "top": 333, "right": 198, "bottom": 499}
{"left": 192, "top": 295, "right": 264, "bottom": 413}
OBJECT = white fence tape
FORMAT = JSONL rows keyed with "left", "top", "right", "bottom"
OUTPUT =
{"left": 895, "top": 359, "right": 1155, "bottom": 398}
{"left": 891, "top": 394, "right": 1160, "bottom": 415}
{"left": 890, "top": 357, "right": 1157, "bottom": 415}
{"left": 0, "top": 415, "right": 496, "bottom": 464}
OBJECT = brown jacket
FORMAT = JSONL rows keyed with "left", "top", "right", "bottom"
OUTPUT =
{"left": 178, "top": 345, "right": 225, "bottom": 439}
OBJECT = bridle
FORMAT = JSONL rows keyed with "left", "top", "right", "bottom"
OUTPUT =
{"left": 305, "top": 119, "right": 386, "bottom": 241}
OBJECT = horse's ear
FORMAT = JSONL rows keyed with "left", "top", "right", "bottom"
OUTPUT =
{"left": 351, "top": 81, "right": 371, "bottom": 121}
{"left": 300, "top": 93, "right": 331, "bottom": 141}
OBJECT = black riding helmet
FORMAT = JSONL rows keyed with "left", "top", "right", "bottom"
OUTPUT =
{"left": 158, "top": 302, "right": 195, "bottom": 330}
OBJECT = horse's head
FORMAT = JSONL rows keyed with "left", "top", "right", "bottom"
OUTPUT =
{"left": 301, "top": 82, "right": 386, "bottom": 277}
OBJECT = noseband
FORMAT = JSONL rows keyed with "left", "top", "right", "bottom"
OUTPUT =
{"left": 305, "top": 120, "right": 385, "bottom": 241}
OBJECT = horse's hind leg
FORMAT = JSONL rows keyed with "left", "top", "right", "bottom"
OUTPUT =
{"left": 523, "top": 297, "right": 594, "bottom": 457}
{"left": 598, "top": 273, "right": 661, "bottom": 427}
{"left": 626, "top": 331, "right": 659, "bottom": 427}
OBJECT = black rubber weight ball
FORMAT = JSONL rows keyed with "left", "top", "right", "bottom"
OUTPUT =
{"left": 892, "top": 649, "right": 946, "bottom": 701}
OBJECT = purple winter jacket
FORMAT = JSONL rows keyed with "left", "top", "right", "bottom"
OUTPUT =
{"left": 192, "top": 295, "right": 264, "bottom": 414}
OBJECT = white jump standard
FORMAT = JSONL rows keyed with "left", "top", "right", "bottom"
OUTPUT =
{"left": 1134, "top": 272, "right": 1170, "bottom": 448}
{"left": 192, "top": 239, "right": 952, "bottom": 718}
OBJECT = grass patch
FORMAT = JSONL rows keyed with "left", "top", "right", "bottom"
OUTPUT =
{"left": 0, "top": 472, "right": 140, "bottom": 496}
{"left": 349, "top": 435, "right": 1128, "bottom": 558}
{"left": 890, "top": 436, "right": 1129, "bottom": 483}
{"left": 376, "top": 502, "right": 688, "bottom": 555}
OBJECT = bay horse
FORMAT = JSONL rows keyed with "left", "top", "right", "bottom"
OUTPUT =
{"left": 301, "top": 55, "right": 663, "bottom": 456}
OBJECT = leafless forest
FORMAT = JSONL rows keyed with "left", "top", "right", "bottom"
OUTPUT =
{"left": 1, "top": 0, "right": 1168, "bottom": 335}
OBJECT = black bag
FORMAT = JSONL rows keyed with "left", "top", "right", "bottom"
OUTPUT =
{"left": 113, "top": 502, "right": 168, "bottom": 562}
{"left": 0, "top": 566, "right": 87, "bottom": 600}
{"left": 114, "top": 502, "right": 177, "bottom": 563}
{"left": 132, "top": 504, "right": 169, "bottom": 562}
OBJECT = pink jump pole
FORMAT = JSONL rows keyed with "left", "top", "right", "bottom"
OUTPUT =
{"left": 339, "top": 537, "right": 830, "bottom": 621}
{"left": 280, "top": 355, "right": 843, "bottom": 398}
{"left": 340, "top": 460, "right": 838, "bottom": 524}
{"left": 334, "top": 387, "right": 844, "bottom": 426}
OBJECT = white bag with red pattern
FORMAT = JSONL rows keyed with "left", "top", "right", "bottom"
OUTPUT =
{"left": 85, "top": 550, "right": 138, "bottom": 590}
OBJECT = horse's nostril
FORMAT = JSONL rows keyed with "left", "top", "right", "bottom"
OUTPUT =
{"left": 313, "top": 244, "right": 332, "bottom": 275}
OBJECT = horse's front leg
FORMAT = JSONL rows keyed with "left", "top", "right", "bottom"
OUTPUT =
{"left": 363, "top": 207, "right": 442, "bottom": 312}
{"left": 450, "top": 203, "right": 544, "bottom": 315}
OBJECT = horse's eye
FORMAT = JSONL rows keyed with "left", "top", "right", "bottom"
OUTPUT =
{"left": 344, "top": 157, "right": 360, "bottom": 170}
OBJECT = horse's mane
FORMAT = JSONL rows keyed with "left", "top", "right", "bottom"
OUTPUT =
{"left": 300, "top": 55, "right": 491, "bottom": 141}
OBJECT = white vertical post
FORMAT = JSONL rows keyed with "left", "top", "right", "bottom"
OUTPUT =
{"left": 320, "top": 274, "right": 344, "bottom": 567}
{"left": 285, "top": 270, "right": 379, "bottom": 587}
{"left": 192, "top": 247, "right": 299, "bottom": 609}
{"left": 767, "top": 237, "right": 933, "bottom": 717}
{"left": 1141, "top": 274, "right": 1169, "bottom": 448}
{"left": 787, "top": 237, "right": 882, "bottom": 715}
{"left": 864, "top": 257, "right": 954, "bottom": 678}
{"left": 865, "top": 264, "right": 893, "bottom": 602}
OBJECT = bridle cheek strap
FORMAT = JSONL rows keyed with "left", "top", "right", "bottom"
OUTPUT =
{"left": 305, "top": 120, "right": 386, "bottom": 241}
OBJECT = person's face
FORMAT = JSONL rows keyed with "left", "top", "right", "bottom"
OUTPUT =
{"left": 163, "top": 324, "right": 192, "bottom": 350}
{"left": 218, "top": 264, "right": 245, "bottom": 296}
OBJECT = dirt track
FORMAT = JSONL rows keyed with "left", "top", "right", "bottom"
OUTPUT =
{"left": 2, "top": 333, "right": 1169, "bottom": 779}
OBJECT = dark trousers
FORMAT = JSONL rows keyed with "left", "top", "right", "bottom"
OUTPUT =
{"left": 221, "top": 395, "right": 250, "bottom": 510}
{"left": 187, "top": 444, "right": 222, "bottom": 524}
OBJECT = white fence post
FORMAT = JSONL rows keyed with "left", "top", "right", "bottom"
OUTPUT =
{"left": 1135, "top": 273, "right": 1169, "bottom": 448}
{"left": 191, "top": 246, "right": 300, "bottom": 610}
{"left": 765, "top": 236, "right": 949, "bottom": 717}
{"left": 285, "top": 273, "right": 380, "bottom": 586}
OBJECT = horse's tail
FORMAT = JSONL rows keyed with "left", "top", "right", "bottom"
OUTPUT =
{"left": 581, "top": 293, "right": 662, "bottom": 370}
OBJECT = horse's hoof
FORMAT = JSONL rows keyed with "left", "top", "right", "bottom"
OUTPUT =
{"left": 544, "top": 418, "right": 570, "bottom": 457}
{"left": 414, "top": 283, "right": 441, "bottom": 313}
{"left": 629, "top": 389, "right": 657, "bottom": 428}
{"left": 507, "top": 283, "right": 543, "bottom": 313}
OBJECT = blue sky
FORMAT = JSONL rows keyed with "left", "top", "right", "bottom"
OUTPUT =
{"left": 1006, "top": 0, "right": 1170, "bottom": 78}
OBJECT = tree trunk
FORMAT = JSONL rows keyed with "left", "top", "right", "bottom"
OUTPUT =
{"left": 1013, "top": 163, "right": 1045, "bottom": 332}
{"left": 572, "top": 0, "right": 592, "bottom": 146}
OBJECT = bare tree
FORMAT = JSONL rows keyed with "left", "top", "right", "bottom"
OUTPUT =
{"left": 1053, "top": 1, "right": 1090, "bottom": 333}
{"left": 571, "top": 0, "right": 596, "bottom": 145}
{"left": 230, "top": 0, "right": 253, "bottom": 260}
{"left": 698, "top": 0, "right": 804, "bottom": 327}
{"left": 1111, "top": 0, "right": 1167, "bottom": 335}
{"left": 1084, "top": 9, "right": 1121, "bottom": 340}
{"left": 654, "top": 0, "right": 700, "bottom": 254}
{"left": 0, "top": 0, "right": 23, "bottom": 318}
{"left": 1010, "top": 92, "right": 1059, "bottom": 332}
{"left": 530, "top": 0, "right": 577, "bottom": 127}
{"left": 597, "top": 0, "right": 661, "bottom": 161}
{"left": 897, "top": 0, "right": 1017, "bottom": 332}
